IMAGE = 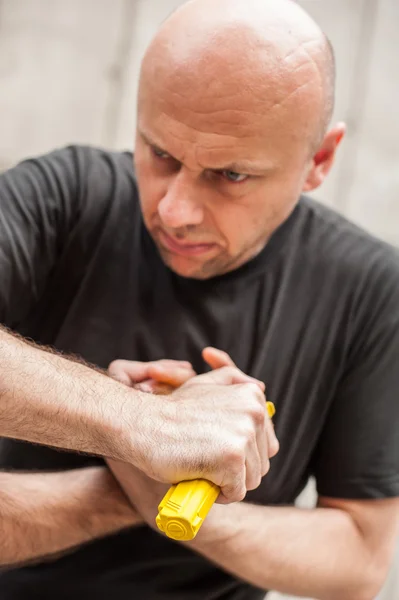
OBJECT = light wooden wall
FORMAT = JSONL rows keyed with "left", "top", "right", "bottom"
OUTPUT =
{"left": 0, "top": 1, "right": 397, "bottom": 598}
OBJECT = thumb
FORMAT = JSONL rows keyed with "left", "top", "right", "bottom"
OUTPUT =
{"left": 202, "top": 347, "right": 236, "bottom": 370}
{"left": 202, "top": 348, "right": 265, "bottom": 391}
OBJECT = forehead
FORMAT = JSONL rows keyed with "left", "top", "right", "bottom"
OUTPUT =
{"left": 138, "top": 49, "right": 319, "bottom": 170}
{"left": 138, "top": 88, "right": 308, "bottom": 173}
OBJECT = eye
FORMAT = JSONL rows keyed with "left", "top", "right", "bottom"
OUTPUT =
{"left": 221, "top": 170, "right": 249, "bottom": 183}
{"left": 152, "top": 146, "right": 170, "bottom": 160}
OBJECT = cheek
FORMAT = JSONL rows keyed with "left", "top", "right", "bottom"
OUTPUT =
{"left": 212, "top": 204, "right": 257, "bottom": 252}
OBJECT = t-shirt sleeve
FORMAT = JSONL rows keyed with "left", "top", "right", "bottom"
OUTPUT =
{"left": 312, "top": 246, "right": 399, "bottom": 499}
{"left": 0, "top": 147, "right": 82, "bottom": 327}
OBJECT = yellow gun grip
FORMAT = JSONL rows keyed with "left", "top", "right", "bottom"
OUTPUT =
{"left": 156, "top": 401, "right": 275, "bottom": 541}
{"left": 156, "top": 478, "right": 220, "bottom": 541}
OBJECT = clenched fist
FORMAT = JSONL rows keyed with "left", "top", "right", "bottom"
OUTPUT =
{"left": 108, "top": 349, "right": 279, "bottom": 503}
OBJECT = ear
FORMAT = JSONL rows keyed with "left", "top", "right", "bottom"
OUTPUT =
{"left": 303, "top": 123, "right": 346, "bottom": 192}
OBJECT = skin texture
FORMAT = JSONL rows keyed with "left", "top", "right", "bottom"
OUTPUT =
{"left": 0, "top": 327, "right": 271, "bottom": 503}
{"left": 0, "top": 467, "right": 142, "bottom": 567}
{"left": 135, "top": 0, "right": 345, "bottom": 280}
{"left": 109, "top": 348, "right": 279, "bottom": 501}
{"left": 109, "top": 354, "right": 399, "bottom": 600}
{"left": 0, "top": 335, "right": 275, "bottom": 567}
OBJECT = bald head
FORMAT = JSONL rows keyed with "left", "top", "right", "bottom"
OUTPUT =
{"left": 134, "top": 0, "right": 343, "bottom": 280}
{"left": 139, "top": 0, "right": 335, "bottom": 152}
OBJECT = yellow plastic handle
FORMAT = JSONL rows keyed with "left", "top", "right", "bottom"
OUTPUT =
{"left": 156, "top": 401, "right": 276, "bottom": 541}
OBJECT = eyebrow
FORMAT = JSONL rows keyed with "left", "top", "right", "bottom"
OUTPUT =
{"left": 139, "top": 130, "right": 275, "bottom": 176}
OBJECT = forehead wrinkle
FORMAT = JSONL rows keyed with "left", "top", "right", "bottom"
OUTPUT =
{"left": 268, "top": 65, "right": 322, "bottom": 126}
{"left": 158, "top": 83, "right": 269, "bottom": 118}
{"left": 155, "top": 90, "right": 275, "bottom": 137}
{"left": 141, "top": 120, "right": 270, "bottom": 174}
{"left": 145, "top": 53, "right": 318, "bottom": 140}
{"left": 156, "top": 109, "right": 260, "bottom": 143}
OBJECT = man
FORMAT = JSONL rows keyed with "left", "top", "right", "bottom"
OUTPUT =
{"left": 0, "top": 0, "right": 398, "bottom": 598}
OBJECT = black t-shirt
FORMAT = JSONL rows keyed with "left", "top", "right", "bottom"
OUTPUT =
{"left": 0, "top": 146, "right": 398, "bottom": 600}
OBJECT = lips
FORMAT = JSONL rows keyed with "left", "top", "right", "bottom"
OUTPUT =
{"left": 158, "top": 229, "right": 217, "bottom": 257}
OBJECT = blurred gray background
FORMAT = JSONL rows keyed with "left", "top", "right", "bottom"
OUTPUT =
{"left": 0, "top": 1, "right": 397, "bottom": 598}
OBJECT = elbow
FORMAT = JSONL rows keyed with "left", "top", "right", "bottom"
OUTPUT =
{"left": 326, "top": 566, "right": 388, "bottom": 600}
{"left": 353, "top": 556, "right": 392, "bottom": 600}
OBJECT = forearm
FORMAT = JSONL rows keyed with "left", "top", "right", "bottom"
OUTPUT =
{"left": 0, "top": 466, "right": 139, "bottom": 567}
{"left": 0, "top": 326, "right": 145, "bottom": 461}
{"left": 191, "top": 502, "right": 379, "bottom": 600}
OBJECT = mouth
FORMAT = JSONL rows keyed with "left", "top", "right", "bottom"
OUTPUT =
{"left": 158, "top": 229, "right": 217, "bottom": 257}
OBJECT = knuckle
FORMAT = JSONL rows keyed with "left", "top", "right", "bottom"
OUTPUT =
{"left": 227, "top": 366, "right": 240, "bottom": 377}
{"left": 224, "top": 478, "right": 246, "bottom": 502}
{"left": 245, "top": 382, "right": 265, "bottom": 399}
{"left": 108, "top": 359, "right": 122, "bottom": 371}
{"left": 247, "top": 473, "right": 262, "bottom": 491}
{"left": 225, "top": 442, "right": 246, "bottom": 468}
{"left": 235, "top": 486, "right": 247, "bottom": 502}
{"left": 261, "top": 459, "right": 271, "bottom": 477}
{"left": 251, "top": 403, "right": 266, "bottom": 426}
{"left": 269, "top": 437, "right": 280, "bottom": 457}
{"left": 221, "top": 366, "right": 233, "bottom": 377}
{"left": 254, "top": 385, "right": 266, "bottom": 401}
{"left": 242, "top": 424, "right": 257, "bottom": 447}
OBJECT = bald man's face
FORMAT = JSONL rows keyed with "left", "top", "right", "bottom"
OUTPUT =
{"left": 132, "top": 0, "right": 340, "bottom": 280}
{"left": 135, "top": 62, "right": 320, "bottom": 279}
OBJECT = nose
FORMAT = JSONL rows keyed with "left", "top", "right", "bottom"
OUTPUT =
{"left": 157, "top": 168, "right": 204, "bottom": 229}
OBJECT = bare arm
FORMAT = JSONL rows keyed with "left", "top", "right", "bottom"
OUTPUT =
{"left": 108, "top": 457, "right": 398, "bottom": 600}
{"left": 0, "top": 466, "right": 141, "bottom": 567}
{"left": 0, "top": 328, "right": 271, "bottom": 503}
{"left": 0, "top": 326, "right": 144, "bottom": 461}
{"left": 189, "top": 497, "right": 399, "bottom": 600}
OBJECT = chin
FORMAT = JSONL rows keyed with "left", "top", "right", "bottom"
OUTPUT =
{"left": 165, "top": 256, "right": 211, "bottom": 280}
{"left": 157, "top": 248, "right": 217, "bottom": 280}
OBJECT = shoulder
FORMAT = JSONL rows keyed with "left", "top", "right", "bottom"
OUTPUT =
{"left": 10, "top": 144, "right": 138, "bottom": 206}
{"left": 75, "top": 145, "right": 138, "bottom": 213}
{"left": 31, "top": 145, "right": 139, "bottom": 227}
{"left": 297, "top": 195, "right": 399, "bottom": 293}
{"left": 296, "top": 196, "right": 399, "bottom": 339}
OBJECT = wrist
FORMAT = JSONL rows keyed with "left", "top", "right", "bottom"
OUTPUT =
{"left": 83, "top": 468, "right": 140, "bottom": 530}
{"left": 189, "top": 502, "right": 241, "bottom": 551}
{"left": 102, "top": 383, "right": 161, "bottom": 467}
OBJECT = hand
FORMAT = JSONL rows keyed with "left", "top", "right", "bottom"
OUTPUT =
{"left": 125, "top": 362, "right": 278, "bottom": 503}
{"left": 168, "top": 366, "right": 278, "bottom": 502}
{"left": 108, "top": 349, "right": 278, "bottom": 503}
{"left": 108, "top": 358, "right": 196, "bottom": 395}
{"left": 108, "top": 347, "right": 236, "bottom": 395}
{"left": 106, "top": 354, "right": 236, "bottom": 526}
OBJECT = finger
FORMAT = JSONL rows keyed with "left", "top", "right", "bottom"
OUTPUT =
{"left": 156, "top": 359, "right": 193, "bottom": 369}
{"left": 202, "top": 350, "right": 265, "bottom": 391}
{"left": 188, "top": 367, "right": 264, "bottom": 390}
{"left": 218, "top": 468, "right": 247, "bottom": 504}
{"left": 147, "top": 364, "right": 196, "bottom": 387}
{"left": 134, "top": 380, "right": 174, "bottom": 395}
{"left": 241, "top": 398, "right": 265, "bottom": 490}
{"left": 108, "top": 360, "right": 150, "bottom": 386}
{"left": 266, "top": 415, "right": 280, "bottom": 459}
{"left": 149, "top": 358, "right": 194, "bottom": 370}
{"left": 108, "top": 359, "right": 195, "bottom": 388}
{"left": 202, "top": 347, "right": 236, "bottom": 370}
{"left": 245, "top": 433, "right": 263, "bottom": 492}
{"left": 257, "top": 409, "right": 269, "bottom": 477}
